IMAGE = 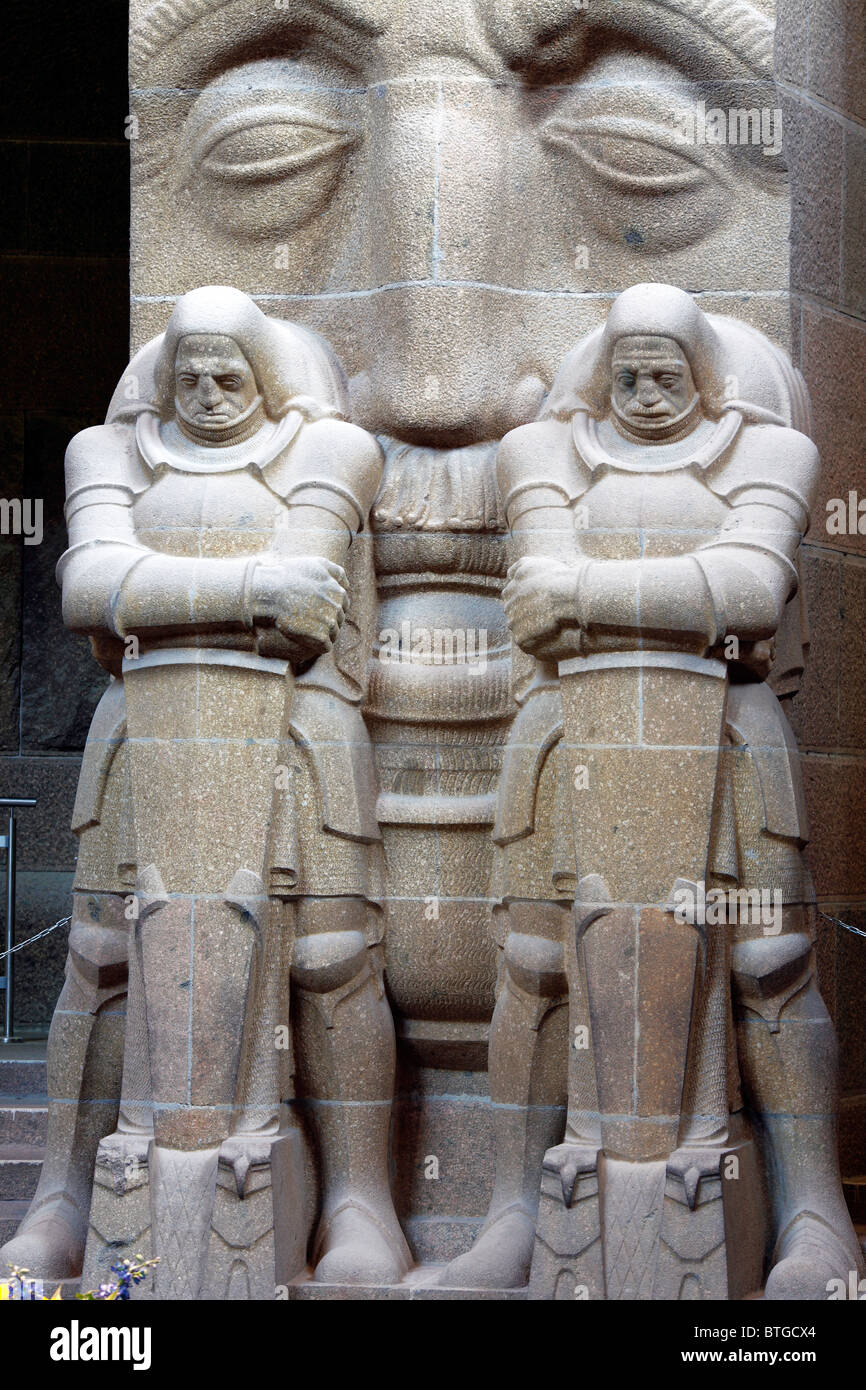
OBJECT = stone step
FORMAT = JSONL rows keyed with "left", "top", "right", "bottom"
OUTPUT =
{"left": 0, "top": 1146, "right": 43, "bottom": 1201}
{"left": 0, "top": 1056, "right": 47, "bottom": 1101}
{"left": 0, "top": 1101, "right": 48, "bottom": 1147}
{"left": 0, "top": 1199, "right": 29, "bottom": 1248}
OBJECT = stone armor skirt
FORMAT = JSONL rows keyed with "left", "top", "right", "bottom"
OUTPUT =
{"left": 492, "top": 676, "right": 815, "bottom": 923}
{"left": 70, "top": 668, "right": 383, "bottom": 920}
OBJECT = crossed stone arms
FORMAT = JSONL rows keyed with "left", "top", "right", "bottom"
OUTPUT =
{"left": 56, "top": 417, "right": 382, "bottom": 663}
{"left": 497, "top": 418, "right": 819, "bottom": 660}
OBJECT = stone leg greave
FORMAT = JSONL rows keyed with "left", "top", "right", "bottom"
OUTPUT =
{"left": 1, "top": 891, "right": 127, "bottom": 1280}
{"left": 82, "top": 887, "right": 299, "bottom": 1300}
{"left": 79, "top": 654, "right": 306, "bottom": 1300}
{"left": 291, "top": 896, "right": 410, "bottom": 1285}
{"left": 528, "top": 904, "right": 765, "bottom": 1301}
{"left": 734, "top": 924, "right": 865, "bottom": 1299}
{"left": 144, "top": 882, "right": 262, "bottom": 1301}
{"left": 439, "top": 902, "right": 568, "bottom": 1289}
{"left": 81, "top": 900, "right": 156, "bottom": 1292}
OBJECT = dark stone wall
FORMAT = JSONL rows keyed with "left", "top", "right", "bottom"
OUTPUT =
{"left": 778, "top": 0, "right": 866, "bottom": 1179}
{"left": 0, "top": 0, "right": 129, "bottom": 1029}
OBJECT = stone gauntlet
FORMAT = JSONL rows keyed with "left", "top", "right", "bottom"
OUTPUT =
{"left": 58, "top": 539, "right": 263, "bottom": 639}
{"left": 572, "top": 542, "right": 798, "bottom": 654}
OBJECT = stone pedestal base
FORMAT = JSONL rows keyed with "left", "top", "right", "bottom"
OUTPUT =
{"left": 286, "top": 1269, "right": 527, "bottom": 1300}
{"left": 529, "top": 1135, "right": 765, "bottom": 1300}
{"left": 81, "top": 1131, "right": 306, "bottom": 1300}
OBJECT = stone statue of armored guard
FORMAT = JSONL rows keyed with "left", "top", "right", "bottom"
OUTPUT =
{"left": 444, "top": 282, "right": 864, "bottom": 1300}
{"left": 3, "top": 287, "right": 410, "bottom": 1297}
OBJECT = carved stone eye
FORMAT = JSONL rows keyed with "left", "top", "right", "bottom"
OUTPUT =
{"left": 179, "top": 99, "right": 360, "bottom": 239}
{"left": 544, "top": 116, "right": 715, "bottom": 192}
{"left": 196, "top": 109, "right": 358, "bottom": 185}
{"left": 541, "top": 113, "right": 730, "bottom": 251}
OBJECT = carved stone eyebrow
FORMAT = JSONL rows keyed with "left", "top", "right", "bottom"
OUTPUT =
{"left": 176, "top": 359, "right": 247, "bottom": 374}
{"left": 613, "top": 340, "right": 688, "bottom": 367}
{"left": 613, "top": 357, "right": 687, "bottom": 370}
{"left": 489, "top": 0, "right": 773, "bottom": 83}
{"left": 614, "top": 353, "right": 686, "bottom": 364}
{"left": 130, "top": 0, "right": 386, "bottom": 85}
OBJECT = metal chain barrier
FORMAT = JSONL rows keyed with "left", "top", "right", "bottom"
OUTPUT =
{"left": 819, "top": 910, "right": 866, "bottom": 941}
{"left": 0, "top": 914, "right": 71, "bottom": 963}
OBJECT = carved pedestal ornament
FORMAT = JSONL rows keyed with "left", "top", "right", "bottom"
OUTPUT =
{"left": 2, "top": 0, "right": 860, "bottom": 1301}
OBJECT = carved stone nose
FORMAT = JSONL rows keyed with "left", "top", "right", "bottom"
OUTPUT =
{"left": 637, "top": 383, "right": 662, "bottom": 404}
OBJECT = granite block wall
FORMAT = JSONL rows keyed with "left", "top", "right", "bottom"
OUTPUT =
{"left": 779, "top": 0, "right": 866, "bottom": 1178}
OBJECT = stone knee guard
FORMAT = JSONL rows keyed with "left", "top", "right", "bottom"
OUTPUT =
{"left": 731, "top": 928, "right": 814, "bottom": 1034}
{"left": 45, "top": 891, "right": 129, "bottom": 1121}
{"left": 64, "top": 891, "right": 130, "bottom": 1012}
{"left": 290, "top": 897, "right": 384, "bottom": 1030}
{"left": 7, "top": 891, "right": 131, "bottom": 1271}
{"left": 291, "top": 930, "right": 370, "bottom": 1006}
{"left": 500, "top": 927, "right": 568, "bottom": 1031}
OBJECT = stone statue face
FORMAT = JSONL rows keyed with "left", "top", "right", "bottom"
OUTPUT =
{"left": 130, "top": 0, "right": 787, "bottom": 445}
{"left": 610, "top": 334, "right": 698, "bottom": 440}
{"left": 173, "top": 334, "right": 260, "bottom": 433}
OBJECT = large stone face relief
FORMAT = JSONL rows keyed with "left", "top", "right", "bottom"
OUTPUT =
{"left": 3, "top": 0, "right": 862, "bottom": 1299}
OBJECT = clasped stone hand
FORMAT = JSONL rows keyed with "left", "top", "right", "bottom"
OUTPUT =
{"left": 251, "top": 555, "right": 349, "bottom": 657}
{"left": 502, "top": 555, "right": 580, "bottom": 658}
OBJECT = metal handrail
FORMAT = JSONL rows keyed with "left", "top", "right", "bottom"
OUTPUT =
{"left": 0, "top": 799, "right": 36, "bottom": 1043}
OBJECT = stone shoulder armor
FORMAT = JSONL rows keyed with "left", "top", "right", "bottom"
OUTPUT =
{"left": 261, "top": 415, "right": 383, "bottom": 533}
{"left": 497, "top": 419, "right": 593, "bottom": 523}
{"left": 705, "top": 422, "right": 819, "bottom": 523}
{"left": 271, "top": 418, "right": 381, "bottom": 706}
{"left": 64, "top": 421, "right": 151, "bottom": 515}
